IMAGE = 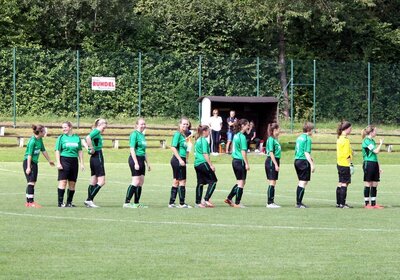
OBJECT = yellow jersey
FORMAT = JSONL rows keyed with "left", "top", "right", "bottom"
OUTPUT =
{"left": 337, "top": 135, "right": 352, "bottom": 166}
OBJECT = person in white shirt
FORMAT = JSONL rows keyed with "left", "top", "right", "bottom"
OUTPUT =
{"left": 209, "top": 109, "right": 223, "bottom": 155}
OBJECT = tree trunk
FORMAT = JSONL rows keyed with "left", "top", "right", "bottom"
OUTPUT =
{"left": 277, "top": 16, "right": 290, "bottom": 120}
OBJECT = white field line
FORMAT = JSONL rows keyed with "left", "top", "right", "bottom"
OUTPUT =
{"left": 0, "top": 210, "right": 398, "bottom": 233}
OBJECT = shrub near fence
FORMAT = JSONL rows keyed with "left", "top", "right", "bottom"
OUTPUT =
{"left": 2, "top": 48, "right": 400, "bottom": 126}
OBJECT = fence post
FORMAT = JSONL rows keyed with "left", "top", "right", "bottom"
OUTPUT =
{"left": 12, "top": 47, "right": 16, "bottom": 128}
{"left": 138, "top": 52, "right": 142, "bottom": 117}
{"left": 290, "top": 59, "right": 294, "bottom": 133}
{"left": 313, "top": 59, "right": 316, "bottom": 132}
{"left": 198, "top": 55, "right": 202, "bottom": 122}
{"left": 368, "top": 62, "right": 371, "bottom": 125}
{"left": 256, "top": 57, "right": 260, "bottom": 97}
{"left": 76, "top": 50, "right": 80, "bottom": 129}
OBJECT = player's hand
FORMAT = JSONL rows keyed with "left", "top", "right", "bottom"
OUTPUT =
{"left": 179, "top": 159, "right": 186, "bottom": 166}
{"left": 245, "top": 163, "right": 250, "bottom": 171}
{"left": 49, "top": 161, "right": 55, "bottom": 167}
{"left": 210, "top": 164, "right": 215, "bottom": 172}
{"left": 147, "top": 164, "right": 151, "bottom": 171}
{"left": 379, "top": 138, "right": 384, "bottom": 145}
{"left": 275, "top": 164, "right": 279, "bottom": 172}
{"left": 311, "top": 165, "right": 315, "bottom": 173}
{"left": 81, "top": 165, "right": 85, "bottom": 171}
{"left": 25, "top": 167, "right": 31, "bottom": 175}
{"left": 57, "top": 163, "right": 63, "bottom": 170}
{"left": 134, "top": 163, "right": 140, "bottom": 170}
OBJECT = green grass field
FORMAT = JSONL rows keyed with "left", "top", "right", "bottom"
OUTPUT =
{"left": 2, "top": 146, "right": 400, "bottom": 279}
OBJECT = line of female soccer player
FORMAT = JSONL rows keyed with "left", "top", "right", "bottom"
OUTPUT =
{"left": 22, "top": 118, "right": 384, "bottom": 209}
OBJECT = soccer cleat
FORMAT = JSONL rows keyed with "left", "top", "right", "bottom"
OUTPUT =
{"left": 364, "top": 204, "right": 374, "bottom": 209}
{"left": 295, "top": 203, "right": 308, "bottom": 208}
{"left": 338, "top": 204, "right": 350, "bottom": 209}
{"left": 233, "top": 203, "right": 246, "bottom": 208}
{"left": 65, "top": 203, "right": 76, "bottom": 208}
{"left": 204, "top": 200, "right": 215, "bottom": 208}
{"left": 123, "top": 203, "right": 135, "bottom": 208}
{"left": 132, "top": 203, "right": 148, "bottom": 208}
{"left": 195, "top": 203, "right": 206, "bottom": 208}
{"left": 224, "top": 198, "right": 234, "bottom": 207}
{"left": 373, "top": 204, "right": 384, "bottom": 209}
{"left": 84, "top": 200, "right": 99, "bottom": 208}
{"left": 344, "top": 204, "right": 353, "bottom": 208}
{"left": 266, "top": 203, "right": 281, "bottom": 208}
{"left": 177, "top": 204, "right": 192, "bottom": 208}
{"left": 168, "top": 203, "right": 177, "bottom": 208}
{"left": 58, "top": 203, "right": 65, "bottom": 208}
{"left": 28, "top": 202, "right": 42, "bottom": 208}
{"left": 25, "top": 202, "right": 30, "bottom": 207}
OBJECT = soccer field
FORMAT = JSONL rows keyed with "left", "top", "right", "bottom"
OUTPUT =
{"left": 2, "top": 153, "right": 400, "bottom": 279}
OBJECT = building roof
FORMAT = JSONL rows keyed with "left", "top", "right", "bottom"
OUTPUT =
{"left": 197, "top": 96, "right": 278, "bottom": 103}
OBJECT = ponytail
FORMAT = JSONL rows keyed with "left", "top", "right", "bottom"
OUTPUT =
{"left": 32, "top": 124, "right": 44, "bottom": 135}
{"left": 233, "top": 119, "right": 249, "bottom": 134}
{"left": 337, "top": 120, "right": 351, "bottom": 138}
{"left": 361, "top": 125, "right": 375, "bottom": 139}
{"left": 196, "top": 125, "right": 209, "bottom": 140}
{"left": 267, "top": 123, "right": 279, "bottom": 138}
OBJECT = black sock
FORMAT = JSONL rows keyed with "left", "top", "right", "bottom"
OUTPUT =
{"left": 134, "top": 186, "right": 142, "bottom": 204}
{"left": 58, "top": 188, "right": 65, "bottom": 205}
{"left": 170, "top": 187, "right": 178, "bottom": 204}
{"left": 125, "top": 185, "right": 136, "bottom": 203}
{"left": 267, "top": 185, "right": 275, "bottom": 204}
{"left": 87, "top": 185, "right": 94, "bottom": 201}
{"left": 195, "top": 184, "right": 203, "bottom": 204}
{"left": 178, "top": 186, "right": 186, "bottom": 205}
{"left": 336, "top": 186, "right": 340, "bottom": 205}
{"left": 296, "top": 186, "right": 304, "bottom": 205}
{"left": 89, "top": 184, "right": 102, "bottom": 200}
{"left": 371, "top": 187, "right": 377, "bottom": 206}
{"left": 339, "top": 187, "right": 347, "bottom": 206}
{"left": 66, "top": 189, "right": 75, "bottom": 204}
{"left": 235, "top": 187, "right": 244, "bottom": 205}
{"left": 204, "top": 182, "right": 216, "bottom": 201}
{"left": 364, "top": 186, "right": 371, "bottom": 205}
{"left": 26, "top": 184, "right": 34, "bottom": 203}
{"left": 227, "top": 184, "right": 238, "bottom": 200}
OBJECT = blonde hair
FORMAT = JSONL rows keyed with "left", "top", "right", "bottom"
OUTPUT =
{"left": 93, "top": 118, "right": 107, "bottom": 128}
{"left": 361, "top": 125, "right": 376, "bottom": 139}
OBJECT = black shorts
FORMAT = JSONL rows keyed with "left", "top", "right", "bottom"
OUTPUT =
{"left": 337, "top": 165, "right": 351, "bottom": 184}
{"left": 294, "top": 159, "right": 311, "bottom": 181}
{"left": 23, "top": 160, "right": 38, "bottom": 183}
{"left": 90, "top": 151, "right": 106, "bottom": 177}
{"left": 363, "top": 161, "right": 380, "bottom": 182}
{"left": 194, "top": 162, "right": 218, "bottom": 185}
{"left": 170, "top": 156, "right": 186, "bottom": 180}
{"left": 265, "top": 157, "right": 280, "bottom": 180}
{"left": 58, "top": 157, "right": 79, "bottom": 181}
{"left": 129, "top": 155, "right": 146, "bottom": 176}
{"left": 232, "top": 159, "right": 247, "bottom": 180}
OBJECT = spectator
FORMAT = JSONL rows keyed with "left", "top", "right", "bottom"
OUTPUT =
{"left": 209, "top": 109, "right": 223, "bottom": 155}
{"left": 225, "top": 110, "right": 237, "bottom": 154}
{"left": 245, "top": 121, "right": 261, "bottom": 152}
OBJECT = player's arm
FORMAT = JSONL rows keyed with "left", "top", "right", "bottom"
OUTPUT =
{"left": 373, "top": 138, "right": 384, "bottom": 154}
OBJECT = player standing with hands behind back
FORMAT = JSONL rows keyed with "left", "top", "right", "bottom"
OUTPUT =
{"left": 85, "top": 118, "right": 107, "bottom": 208}
{"left": 224, "top": 119, "right": 250, "bottom": 208}
{"left": 294, "top": 122, "right": 315, "bottom": 208}
{"left": 362, "top": 125, "right": 384, "bottom": 209}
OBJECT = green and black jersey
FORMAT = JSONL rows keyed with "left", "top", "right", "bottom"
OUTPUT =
{"left": 266, "top": 136, "right": 281, "bottom": 159}
{"left": 130, "top": 130, "right": 146, "bottom": 156}
{"left": 194, "top": 136, "right": 210, "bottom": 167}
{"left": 171, "top": 131, "right": 187, "bottom": 158}
{"left": 55, "top": 134, "right": 82, "bottom": 158}
{"left": 88, "top": 128, "right": 103, "bottom": 152}
{"left": 232, "top": 132, "right": 247, "bottom": 160}
{"left": 362, "top": 137, "right": 378, "bottom": 162}
{"left": 24, "top": 136, "right": 46, "bottom": 163}
{"left": 294, "top": 133, "right": 312, "bottom": 160}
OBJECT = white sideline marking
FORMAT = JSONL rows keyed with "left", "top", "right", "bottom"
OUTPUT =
{"left": 0, "top": 211, "right": 398, "bottom": 233}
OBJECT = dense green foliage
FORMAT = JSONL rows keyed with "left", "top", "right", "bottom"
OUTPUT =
{"left": 0, "top": 0, "right": 400, "bottom": 122}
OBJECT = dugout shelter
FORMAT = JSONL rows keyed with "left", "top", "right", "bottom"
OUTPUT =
{"left": 197, "top": 96, "right": 278, "bottom": 142}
